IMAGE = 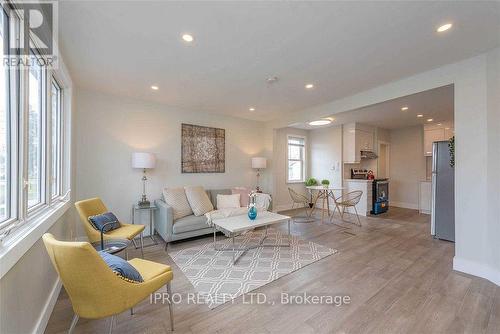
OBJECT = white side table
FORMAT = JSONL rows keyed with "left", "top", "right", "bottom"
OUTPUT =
{"left": 131, "top": 203, "right": 158, "bottom": 247}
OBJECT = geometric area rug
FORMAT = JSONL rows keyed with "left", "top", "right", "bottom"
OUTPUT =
{"left": 169, "top": 227, "right": 337, "bottom": 309}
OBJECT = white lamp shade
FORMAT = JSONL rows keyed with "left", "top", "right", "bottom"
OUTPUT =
{"left": 251, "top": 157, "right": 267, "bottom": 169}
{"left": 132, "top": 152, "right": 156, "bottom": 169}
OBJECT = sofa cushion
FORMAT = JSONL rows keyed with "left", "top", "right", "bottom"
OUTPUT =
{"left": 208, "top": 189, "right": 232, "bottom": 208}
{"left": 172, "top": 215, "right": 209, "bottom": 234}
{"left": 163, "top": 187, "right": 193, "bottom": 221}
{"left": 217, "top": 194, "right": 241, "bottom": 209}
{"left": 232, "top": 187, "right": 251, "bottom": 207}
{"left": 185, "top": 186, "right": 214, "bottom": 216}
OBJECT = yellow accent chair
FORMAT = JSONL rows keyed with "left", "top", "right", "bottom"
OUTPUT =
{"left": 75, "top": 197, "right": 145, "bottom": 257}
{"left": 42, "top": 233, "right": 174, "bottom": 333}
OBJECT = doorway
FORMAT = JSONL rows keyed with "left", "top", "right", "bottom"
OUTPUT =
{"left": 378, "top": 141, "right": 390, "bottom": 179}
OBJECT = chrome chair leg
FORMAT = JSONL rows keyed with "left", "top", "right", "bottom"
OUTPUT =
{"left": 108, "top": 315, "right": 116, "bottom": 334}
{"left": 166, "top": 282, "right": 174, "bottom": 331}
{"left": 68, "top": 313, "right": 79, "bottom": 334}
{"left": 130, "top": 307, "right": 134, "bottom": 315}
{"left": 140, "top": 232, "right": 145, "bottom": 258}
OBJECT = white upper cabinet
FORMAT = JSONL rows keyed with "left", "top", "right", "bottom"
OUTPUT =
{"left": 343, "top": 123, "right": 375, "bottom": 163}
{"left": 423, "top": 121, "right": 454, "bottom": 156}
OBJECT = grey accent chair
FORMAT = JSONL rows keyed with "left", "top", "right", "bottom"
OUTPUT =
{"left": 155, "top": 189, "right": 232, "bottom": 249}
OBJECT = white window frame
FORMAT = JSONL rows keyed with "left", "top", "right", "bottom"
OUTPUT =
{"left": 0, "top": 2, "right": 73, "bottom": 278}
{"left": 286, "top": 134, "right": 306, "bottom": 183}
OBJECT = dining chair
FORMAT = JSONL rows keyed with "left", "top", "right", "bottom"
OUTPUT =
{"left": 288, "top": 187, "right": 315, "bottom": 223}
{"left": 331, "top": 190, "right": 363, "bottom": 226}
{"left": 42, "top": 233, "right": 174, "bottom": 334}
{"left": 75, "top": 197, "right": 145, "bottom": 258}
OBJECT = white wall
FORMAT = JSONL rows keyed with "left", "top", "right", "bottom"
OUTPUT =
{"left": 75, "top": 89, "right": 269, "bottom": 236}
{"left": 389, "top": 126, "right": 426, "bottom": 209}
{"left": 0, "top": 212, "right": 76, "bottom": 334}
{"left": 309, "top": 125, "right": 343, "bottom": 188}
{"left": 272, "top": 127, "right": 309, "bottom": 211}
{"left": 486, "top": 48, "right": 500, "bottom": 277}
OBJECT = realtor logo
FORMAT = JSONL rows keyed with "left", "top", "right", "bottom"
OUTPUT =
{"left": 2, "top": 0, "right": 58, "bottom": 67}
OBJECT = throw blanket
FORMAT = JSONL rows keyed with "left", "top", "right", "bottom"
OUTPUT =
{"left": 205, "top": 193, "right": 272, "bottom": 227}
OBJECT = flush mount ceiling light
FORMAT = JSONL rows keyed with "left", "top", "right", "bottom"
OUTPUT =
{"left": 249, "top": 107, "right": 255, "bottom": 111}
{"left": 305, "top": 83, "right": 314, "bottom": 89}
{"left": 182, "top": 34, "right": 194, "bottom": 42}
{"left": 309, "top": 119, "right": 332, "bottom": 126}
{"left": 437, "top": 23, "right": 452, "bottom": 33}
{"left": 427, "top": 118, "right": 434, "bottom": 122}
{"left": 266, "top": 76, "right": 279, "bottom": 84}
{"left": 151, "top": 85, "right": 159, "bottom": 90}
{"left": 401, "top": 106, "right": 409, "bottom": 111}
{"left": 417, "top": 114, "right": 424, "bottom": 118}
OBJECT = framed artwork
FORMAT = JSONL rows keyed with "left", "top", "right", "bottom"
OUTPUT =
{"left": 181, "top": 123, "right": 225, "bottom": 173}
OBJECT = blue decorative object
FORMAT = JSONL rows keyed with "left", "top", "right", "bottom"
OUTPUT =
{"left": 88, "top": 212, "right": 121, "bottom": 232}
{"left": 248, "top": 205, "right": 257, "bottom": 220}
{"left": 99, "top": 251, "right": 144, "bottom": 283}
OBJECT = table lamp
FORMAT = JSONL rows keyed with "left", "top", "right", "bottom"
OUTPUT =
{"left": 251, "top": 157, "right": 267, "bottom": 192}
{"left": 132, "top": 152, "right": 156, "bottom": 206}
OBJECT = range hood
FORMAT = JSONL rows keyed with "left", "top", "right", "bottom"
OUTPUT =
{"left": 360, "top": 150, "right": 378, "bottom": 159}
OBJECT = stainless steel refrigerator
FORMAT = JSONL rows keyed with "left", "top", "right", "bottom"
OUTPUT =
{"left": 431, "top": 141, "right": 455, "bottom": 242}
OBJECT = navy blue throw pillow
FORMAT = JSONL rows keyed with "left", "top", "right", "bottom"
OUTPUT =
{"left": 98, "top": 251, "right": 144, "bottom": 283}
{"left": 88, "top": 212, "right": 121, "bottom": 232}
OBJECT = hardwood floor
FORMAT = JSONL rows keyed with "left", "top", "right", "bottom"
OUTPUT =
{"left": 45, "top": 207, "right": 499, "bottom": 334}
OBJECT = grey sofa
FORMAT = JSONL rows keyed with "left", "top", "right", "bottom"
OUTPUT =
{"left": 154, "top": 189, "right": 232, "bottom": 245}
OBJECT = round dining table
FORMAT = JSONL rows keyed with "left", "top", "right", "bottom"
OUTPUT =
{"left": 305, "top": 185, "right": 344, "bottom": 221}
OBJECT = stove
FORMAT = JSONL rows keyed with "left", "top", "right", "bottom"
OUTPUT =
{"left": 371, "top": 178, "right": 389, "bottom": 215}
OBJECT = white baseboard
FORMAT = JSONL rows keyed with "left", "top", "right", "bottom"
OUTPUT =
{"left": 33, "top": 278, "right": 62, "bottom": 334}
{"left": 390, "top": 201, "right": 419, "bottom": 210}
{"left": 453, "top": 257, "right": 500, "bottom": 286}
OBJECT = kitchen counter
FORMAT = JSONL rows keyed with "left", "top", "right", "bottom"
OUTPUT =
{"left": 344, "top": 179, "right": 373, "bottom": 183}
{"left": 342, "top": 179, "right": 373, "bottom": 216}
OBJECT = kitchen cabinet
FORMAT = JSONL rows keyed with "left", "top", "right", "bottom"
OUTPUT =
{"left": 423, "top": 122, "right": 454, "bottom": 156}
{"left": 419, "top": 181, "right": 432, "bottom": 214}
{"left": 343, "top": 123, "right": 375, "bottom": 163}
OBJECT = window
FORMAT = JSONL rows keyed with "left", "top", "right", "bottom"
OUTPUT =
{"left": 27, "top": 52, "right": 45, "bottom": 209}
{"left": 50, "top": 79, "right": 61, "bottom": 198}
{"left": 0, "top": 4, "right": 70, "bottom": 242}
{"left": 287, "top": 136, "right": 306, "bottom": 182}
{"left": 0, "top": 8, "right": 9, "bottom": 221}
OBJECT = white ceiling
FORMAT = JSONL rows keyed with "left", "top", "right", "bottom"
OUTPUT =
{"left": 59, "top": 1, "right": 499, "bottom": 121}
{"left": 290, "top": 84, "right": 454, "bottom": 130}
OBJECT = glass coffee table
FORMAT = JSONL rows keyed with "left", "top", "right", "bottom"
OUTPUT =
{"left": 91, "top": 239, "right": 130, "bottom": 258}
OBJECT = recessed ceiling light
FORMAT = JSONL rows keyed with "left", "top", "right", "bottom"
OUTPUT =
{"left": 182, "top": 34, "right": 194, "bottom": 42}
{"left": 437, "top": 23, "right": 452, "bottom": 33}
{"left": 401, "top": 106, "right": 409, "bottom": 111}
{"left": 151, "top": 85, "right": 159, "bottom": 90}
{"left": 305, "top": 83, "right": 314, "bottom": 89}
{"left": 417, "top": 114, "right": 423, "bottom": 118}
{"left": 309, "top": 119, "right": 331, "bottom": 126}
{"left": 249, "top": 107, "right": 255, "bottom": 111}
{"left": 437, "top": 123, "right": 442, "bottom": 126}
{"left": 427, "top": 118, "right": 434, "bottom": 122}
{"left": 445, "top": 127, "right": 450, "bottom": 130}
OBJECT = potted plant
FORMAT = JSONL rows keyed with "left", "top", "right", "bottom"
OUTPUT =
{"left": 321, "top": 179, "right": 330, "bottom": 188}
{"left": 305, "top": 177, "right": 318, "bottom": 187}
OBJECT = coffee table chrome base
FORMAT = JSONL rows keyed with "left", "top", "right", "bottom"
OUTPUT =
{"left": 213, "top": 220, "right": 291, "bottom": 265}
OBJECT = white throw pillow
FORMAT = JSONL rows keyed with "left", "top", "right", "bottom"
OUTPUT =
{"left": 217, "top": 194, "right": 241, "bottom": 209}
{"left": 184, "top": 186, "right": 214, "bottom": 216}
{"left": 163, "top": 188, "right": 193, "bottom": 221}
